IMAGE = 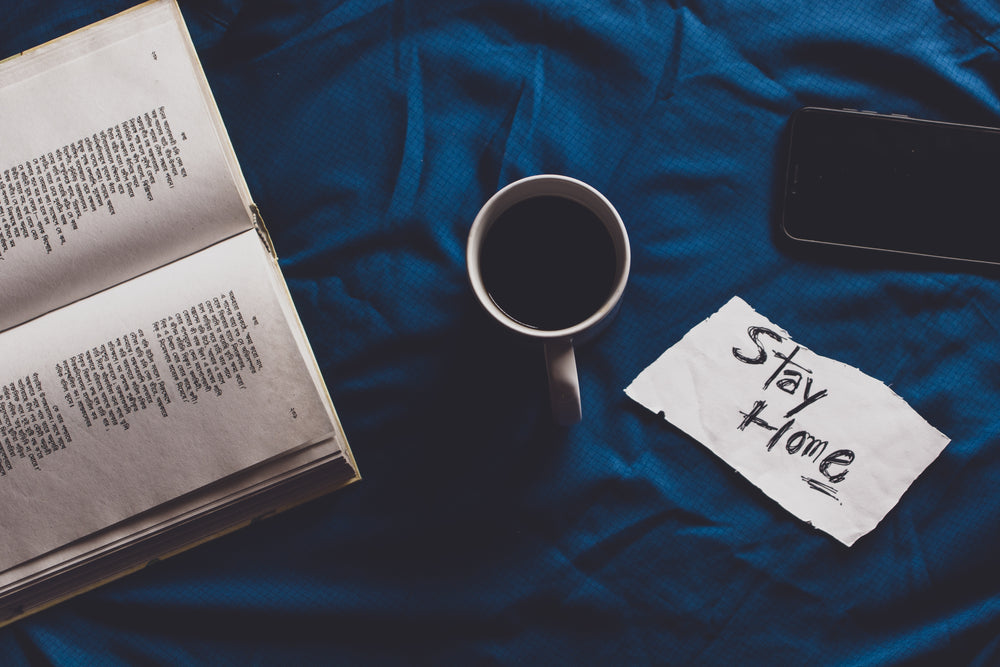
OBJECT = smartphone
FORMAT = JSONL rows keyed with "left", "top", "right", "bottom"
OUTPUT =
{"left": 780, "top": 106, "right": 1000, "bottom": 265}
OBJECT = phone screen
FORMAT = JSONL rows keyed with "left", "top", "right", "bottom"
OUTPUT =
{"left": 781, "top": 107, "right": 1000, "bottom": 265}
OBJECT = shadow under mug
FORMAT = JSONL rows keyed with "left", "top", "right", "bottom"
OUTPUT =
{"left": 467, "top": 175, "right": 630, "bottom": 425}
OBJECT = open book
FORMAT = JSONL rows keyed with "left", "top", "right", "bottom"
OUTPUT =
{"left": 0, "top": 0, "right": 358, "bottom": 624}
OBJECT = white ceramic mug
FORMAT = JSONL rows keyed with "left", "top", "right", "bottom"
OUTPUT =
{"left": 467, "top": 175, "right": 630, "bottom": 425}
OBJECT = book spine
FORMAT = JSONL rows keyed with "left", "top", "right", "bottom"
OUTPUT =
{"left": 250, "top": 204, "right": 278, "bottom": 259}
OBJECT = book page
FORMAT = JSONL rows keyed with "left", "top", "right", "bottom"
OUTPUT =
{"left": 0, "top": 0, "right": 251, "bottom": 332}
{"left": 0, "top": 231, "right": 338, "bottom": 571}
{"left": 0, "top": 437, "right": 352, "bottom": 592}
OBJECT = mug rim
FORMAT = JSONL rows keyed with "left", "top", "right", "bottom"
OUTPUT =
{"left": 467, "top": 174, "right": 630, "bottom": 340}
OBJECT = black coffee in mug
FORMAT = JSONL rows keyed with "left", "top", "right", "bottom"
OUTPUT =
{"left": 480, "top": 195, "right": 617, "bottom": 331}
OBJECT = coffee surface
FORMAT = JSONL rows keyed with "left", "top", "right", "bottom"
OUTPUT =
{"left": 481, "top": 195, "right": 617, "bottom": 331}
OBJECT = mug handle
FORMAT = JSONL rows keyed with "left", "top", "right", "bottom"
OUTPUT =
{"left": 543, "top": 339, "right": 582, "bottom": 425}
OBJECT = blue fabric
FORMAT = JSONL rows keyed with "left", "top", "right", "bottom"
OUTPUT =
{"left": 3, "top": 0, "right": 1000, "bottom": 663}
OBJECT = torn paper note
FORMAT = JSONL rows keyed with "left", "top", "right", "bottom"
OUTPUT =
{"left": 625, "top": 296, "right": 950, "bottom": 546}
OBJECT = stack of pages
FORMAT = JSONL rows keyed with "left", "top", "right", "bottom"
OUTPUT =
{"left": 0, "top": 0, "right": 358, "bottom": 624}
